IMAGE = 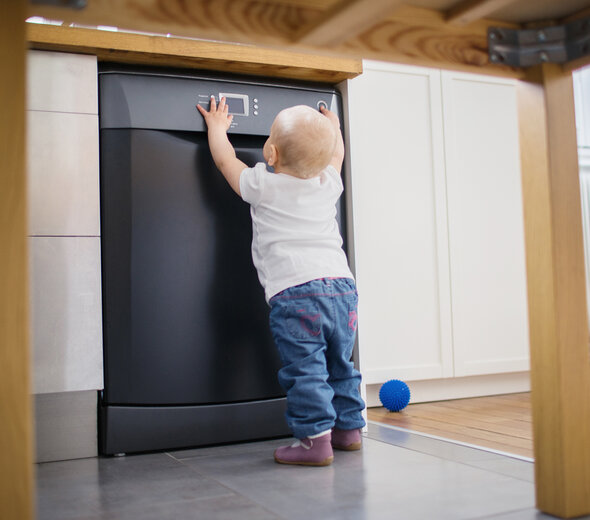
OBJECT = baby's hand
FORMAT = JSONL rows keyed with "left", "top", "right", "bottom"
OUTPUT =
{"left": 320, "top": 105, "right": 345, "bottom": 172}
{"left": 196, "top": 96, "right": 233, "bottom": 132}
{"left": 320, "top": 105, "right": 341, "bottom": 129}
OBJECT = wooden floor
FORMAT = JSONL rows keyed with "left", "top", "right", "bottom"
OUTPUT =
{"left": 367, "top": 392, "right": 534, "bottom": 459}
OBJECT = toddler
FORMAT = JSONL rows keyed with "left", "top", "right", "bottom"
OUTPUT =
{"left": 197, "top": 97, "right": 366, "bottom": 466}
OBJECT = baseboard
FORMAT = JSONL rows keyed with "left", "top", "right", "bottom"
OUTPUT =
{"left": 365, "top": 372, "right": 530, "bottom": 408}
{"left": 34, "top": 390, "right": 98, "bottom": 463}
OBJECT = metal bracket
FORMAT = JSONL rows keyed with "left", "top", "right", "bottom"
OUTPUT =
{"left": 30, "top": 0, "right": 87, "bottom": 9}
{"left": 488, "top": 17, "right": 590, "bottom": 67}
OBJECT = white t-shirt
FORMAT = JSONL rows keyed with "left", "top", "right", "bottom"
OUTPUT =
{"left": 239, "top": 162, "right": 354, "bottom": 302}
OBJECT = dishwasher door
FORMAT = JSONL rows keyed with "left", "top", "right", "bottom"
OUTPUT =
{"left": 101, "top": 128, "right": 284, "bottom": 406}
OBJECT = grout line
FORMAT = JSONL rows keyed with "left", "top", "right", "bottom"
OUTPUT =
{"left": 28, "top": 235, "right": 101, "bottom": 238}
{"left": 167, "top": 449, "right": 289, "bottom": 520}
{"left": 367, "top": 420, "right": 534, "bottom": 463}
{"left": 468, "top": 506, "right": 539, "bottom": 520}
{"left": 164, "top": 452, "right": 182, "bottom": 463}
{"left": 27, "top": 108, "right": 98, "bottom": 116}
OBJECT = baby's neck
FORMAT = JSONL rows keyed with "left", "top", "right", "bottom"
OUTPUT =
{"left": 272, "top": 162, "right": 318, "bottom": 179}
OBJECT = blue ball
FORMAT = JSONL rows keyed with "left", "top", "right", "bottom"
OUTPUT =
{"left": 379, "top": 379, "right": 411, "bottom": 412}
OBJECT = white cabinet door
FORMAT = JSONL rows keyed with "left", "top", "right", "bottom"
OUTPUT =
{"left": 346, "top": 61, "right": 453, "bottom": 384}
{"left": 441, "top": 71, "right": 530, "bottom": 377}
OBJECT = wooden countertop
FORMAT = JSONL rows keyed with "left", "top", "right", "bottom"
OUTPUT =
{"left": 27, "top": 24, "right": 362, "bottom": 84}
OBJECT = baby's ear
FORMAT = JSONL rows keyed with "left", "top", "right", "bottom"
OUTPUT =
{"left": 267, "top": 143, "right": 278, "bottom": 166}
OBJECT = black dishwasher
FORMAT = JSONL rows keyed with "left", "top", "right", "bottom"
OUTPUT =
{"left": 98, "top": 66, "right": 347, "bottom": 454}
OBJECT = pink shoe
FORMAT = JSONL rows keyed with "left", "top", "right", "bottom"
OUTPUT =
{"left": 331, "top": 428, "right": 362, "bottom": 451}
{"left": 274, "top": 432, "right": 334, "bottom": 466}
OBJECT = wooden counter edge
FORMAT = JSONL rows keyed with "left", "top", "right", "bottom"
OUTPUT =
{"left": 27, "top": 24, "right": 363, "bottom": 83}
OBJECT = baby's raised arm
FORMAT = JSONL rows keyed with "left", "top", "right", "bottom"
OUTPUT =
{"left": 197, "top": 96, "right": 247, "bottom": 196}
{"left": 320, "top": 106, "right": 345, "bottom": 174}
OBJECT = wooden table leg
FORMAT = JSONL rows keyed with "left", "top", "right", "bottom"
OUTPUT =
{"left": 518, "top": 64, "right": 590, "bottom": 518}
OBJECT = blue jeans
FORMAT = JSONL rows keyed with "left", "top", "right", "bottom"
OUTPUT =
{"left": 269, "top": 278, "right": 366, "bottom": 439}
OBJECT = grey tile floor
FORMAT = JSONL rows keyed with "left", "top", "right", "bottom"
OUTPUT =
{"left": 36, "top": 422, "right": 588, "bottom": 520}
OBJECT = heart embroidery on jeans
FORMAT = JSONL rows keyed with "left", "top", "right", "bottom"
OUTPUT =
{"left": 348, "top": 310, "right": 358, "bottom": 332}
{"left": 297, "top": 309, "right": 321, "bottom": 336}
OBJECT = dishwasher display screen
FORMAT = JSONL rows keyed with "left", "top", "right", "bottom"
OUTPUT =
{"left": 220, "top": 93, "right": 249, "bottom": 116}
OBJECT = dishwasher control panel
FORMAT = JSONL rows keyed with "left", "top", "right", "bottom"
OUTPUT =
{"left": 197, "top": 92, "right": 253, "bottom": 116}
{"left": 99, "top": 69, "right": 340, "bottom": 136}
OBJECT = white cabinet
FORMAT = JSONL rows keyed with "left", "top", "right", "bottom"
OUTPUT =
{"left": 441, "top": 71, "right": 529, "bottom": 377}
{"left": 344, "top": 61, "right": 529, "bottom": 398}
{"left": 344, "top": 62, "right": 453, "bottom": 385}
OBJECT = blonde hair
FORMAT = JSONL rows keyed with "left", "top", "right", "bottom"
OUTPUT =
{"left": 270, "top": 105, "right": 336, "bottom": 178}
